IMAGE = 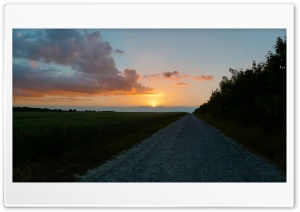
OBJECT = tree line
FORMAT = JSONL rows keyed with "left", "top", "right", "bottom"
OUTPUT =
{"left": 13, "top": 107, "right": 77, "bottom": 112}
{"left": 193, "top": 37, "right": 286, "bottom": 132}
{"left": 13, "top": 107, "right": 68, "bottom": 112}
{"left": 13, "top": 107, "right": 115, "bottom": 113}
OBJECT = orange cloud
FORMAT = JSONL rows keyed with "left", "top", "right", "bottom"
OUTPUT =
{"left": 174, "top": 82, "right": 191, "bottom": 86}
{"left": 13, "top": 85, "right": 161, "bottom": 99}
{"left": 13, "top": 88, "right": 45, "bottom": 98}
{"left": 181, "top": 75, "right": 189, "bottom": 79}
{"left": 192, "top": 75, "right": 213, "bottom": 81}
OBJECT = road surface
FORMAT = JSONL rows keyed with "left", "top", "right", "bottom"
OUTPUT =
{"left": 78, "top": 114, "right": 286, "bottom": 182}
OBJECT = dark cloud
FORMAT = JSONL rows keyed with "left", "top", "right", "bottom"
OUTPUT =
{"left": 46, "top": 29, "right": 82, "bottom": 41}
{"left": 13, "top": 62, "right": 153, "bottom": 97}
{"left": 13, "top": 29, "right": 153, "bottom": 97}
{"left": 162, "top": 71, "right": 180, "bottom": 78}
{"left": 13, "top": 62, "right": 100, "bottom": 97}
{"left": 14, "top": 29, "right": 85, "bottom": 65}
{"left": 114, "top": 49, "right": 124, "bottom": 54}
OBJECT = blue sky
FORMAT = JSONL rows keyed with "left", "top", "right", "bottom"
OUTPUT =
{"left": 100, "top": 29, "right": 286, "bottom": 75}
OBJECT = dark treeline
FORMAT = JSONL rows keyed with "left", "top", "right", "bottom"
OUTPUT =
{"left": 13, "top": 107, "right": 114, "bottom": 113}
{"left": 194, "top": 37, "right": 286, "bottom": 133}
{"left": 14, "top": 107, "right": 66, "bottom": 112}
{"left": 13, "top": 107, "right": 76, "bottom": 112}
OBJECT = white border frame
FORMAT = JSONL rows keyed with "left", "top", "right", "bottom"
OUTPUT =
{"left": 3, "top": 4, "right": 294, "bottom": 207}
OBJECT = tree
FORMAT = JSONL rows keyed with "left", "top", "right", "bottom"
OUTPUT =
{"left": 194, "top": 37, "right": 286, "bottom": 131}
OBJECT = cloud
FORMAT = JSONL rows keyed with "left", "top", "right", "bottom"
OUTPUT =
{"left": 13, "top": 29, "right": 154, "bottom": 97}
{"left": 143, "top": 71, "right": 212, "bottom": 82}
{"left": 162, "top": 71, "right": 180, "bottom": 78}
{"left": 144, "top": 71, "right": 188, "bottom": 80}
{"left": 143, "top": 74, "right": 161, "bottom": 79}
{"left": 192, "top": 75, "right": 214, "bottom": 81}
{"left": 114, "top": 49, "right": 124, "bottom": 54}
{"left": 174, "top": 82, "right": 191, "bottom": 86}
{"left": 13, "top": 62, "right": 154, "bottom": 97}
{"left": 51, "top": 97, "right": 93, "bottom": 102}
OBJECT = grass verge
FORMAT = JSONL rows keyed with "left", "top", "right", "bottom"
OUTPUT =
{"left": 13, "top": 112, "right": 187, "bottom": 182}
{"left": 194, "top": 113, "right": 286, "bottom": 171}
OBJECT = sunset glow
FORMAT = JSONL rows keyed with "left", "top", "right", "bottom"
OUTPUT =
{"left": 13, "top": 29, "right": 286, "bottom": 112}
{"left": 150, "top": 100, "right": 158, "bottom": 107}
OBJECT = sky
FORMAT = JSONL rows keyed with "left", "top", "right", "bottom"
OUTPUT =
{"left": 13, "top": 29, "right": 286, "bottom": 112}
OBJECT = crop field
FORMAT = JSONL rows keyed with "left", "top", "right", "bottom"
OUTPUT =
{"left": 13, "top": 111, "right": 187, "bottom": 182}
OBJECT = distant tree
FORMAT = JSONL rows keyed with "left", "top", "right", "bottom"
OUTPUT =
{"left": 13, "top": 106, "right": 67, "bottom": 112}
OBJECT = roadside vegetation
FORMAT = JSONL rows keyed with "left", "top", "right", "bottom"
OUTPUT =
{"left": 13, "top": 111, "right": 187, "bottom": 182}
{"left": 193, "top": 37, "right": 286, "bottom": 170}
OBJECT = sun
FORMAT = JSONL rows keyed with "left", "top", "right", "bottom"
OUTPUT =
{"left": 150, "top": 101, "right": 157, "bottom": 107}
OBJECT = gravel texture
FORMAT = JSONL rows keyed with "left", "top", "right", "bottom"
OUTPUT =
{"left": 78, "top": 114, "right": 286, "bottom": 182}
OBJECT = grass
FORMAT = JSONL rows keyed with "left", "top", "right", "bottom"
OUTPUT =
{"left": 13, "top": 112, "right": 187, "bottom": 182}
{"left": 194, "top": 113, "right": 286, "bottom": 171}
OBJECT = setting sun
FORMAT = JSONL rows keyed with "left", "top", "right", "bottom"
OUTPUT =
{"left": 150, "top": 101, "right": 157, "bottom": 107}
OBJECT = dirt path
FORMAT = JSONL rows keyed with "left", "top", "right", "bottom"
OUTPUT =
{"left": 78, "top": 114, "right": 286, "bottom": 182}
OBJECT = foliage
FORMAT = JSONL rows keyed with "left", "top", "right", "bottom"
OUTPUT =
{"left": 193, "top": 37, "right": 286, "bottom": 169}
{"left": 194, "top": 37, "right": 286, "bottom": 132}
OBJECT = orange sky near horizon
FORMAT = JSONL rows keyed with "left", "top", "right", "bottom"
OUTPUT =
{"left": 13, "top": 74, "right": 215, "bottom": 108}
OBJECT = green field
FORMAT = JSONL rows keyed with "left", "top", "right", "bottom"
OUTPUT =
{"left": 13, "top": 112, "right": 187, "bottom": 182}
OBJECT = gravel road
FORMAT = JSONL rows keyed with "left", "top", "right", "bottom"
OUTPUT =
{"left": 78, "top": 114, "right": 286, "bottom": 182}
